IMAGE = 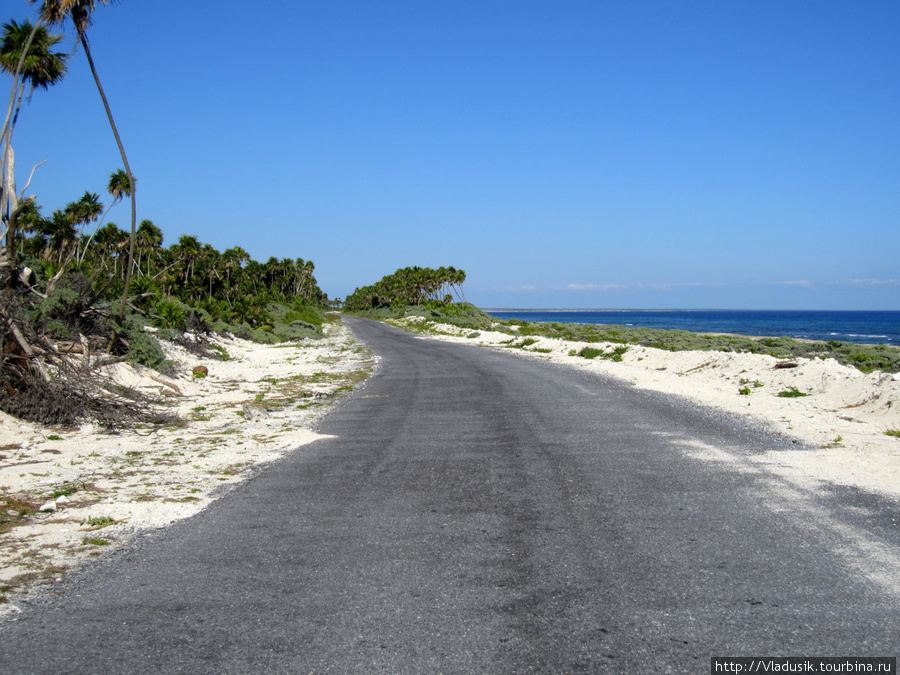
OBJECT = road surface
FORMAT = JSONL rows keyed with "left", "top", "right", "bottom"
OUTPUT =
{"left": 1, "top": 316, "right": 898, "bottom": 673}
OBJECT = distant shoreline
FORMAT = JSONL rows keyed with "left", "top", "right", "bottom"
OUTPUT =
{"left": 482, "top": 308, "right": 900, "bottom": 346}
{"left": 483, "top": 308, "right": 900, "bottom": 313}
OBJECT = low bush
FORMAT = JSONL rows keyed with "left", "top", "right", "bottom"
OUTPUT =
{"left": 777, "top": 387, "right": 809, "bottom": 398}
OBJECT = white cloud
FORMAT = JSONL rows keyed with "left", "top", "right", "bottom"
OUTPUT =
{"left": 776, "top": 280, "right": 815, "bottom": 288}
{"left": 566, "top": 283, "right": 626, "bottom": 292}
{"left": 837, "top": 278, "right": 900, "bottom": 287}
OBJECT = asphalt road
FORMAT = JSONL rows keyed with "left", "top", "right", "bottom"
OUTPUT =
{"left": 2, "top": 316, "right": 899, "bottom": 673}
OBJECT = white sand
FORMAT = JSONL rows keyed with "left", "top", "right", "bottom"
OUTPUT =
{"left": 394, "top": 317, "right": 900, "bottom": 502}
{"left": 0, "top": 319, "right": 375, "bottom": 610}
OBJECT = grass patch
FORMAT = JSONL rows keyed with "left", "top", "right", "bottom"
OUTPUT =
{"left": 576, "top": 347, "right": 604, "bottom": 359}
{"left": 0, "top": 496, "right": 38, "bottom": 534}
{"left": 471, "top": 316, "right": 900, "bottom": 374}
{"left": 885, "top": 429, "right": 900, "bottom": 438}
{"left": 80, "top": 516, "right": 115, "bottom": 528}
{"left": 777, "top": 387, "right": 809, "bottom": 398}
{"left": 572, "top": 345, "right": 629, "bottom": 361}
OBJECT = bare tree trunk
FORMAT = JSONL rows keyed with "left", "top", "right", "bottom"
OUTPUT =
{"left": 1, "top": 20, "right": 43, "bottom": 271}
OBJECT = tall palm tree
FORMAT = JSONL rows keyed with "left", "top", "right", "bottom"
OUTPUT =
{"left": 34, "top": 0, "right": 136, "bottom": 319}
{"left": 0, "top": 18, "right": 67, "bottom": 270}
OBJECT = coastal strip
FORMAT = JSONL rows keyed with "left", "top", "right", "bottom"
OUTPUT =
{"left": 0, "top": 320, "right": 376, "bottom": 612}
{"left": 394, "top": 316, "right": 900, "bottom": 501}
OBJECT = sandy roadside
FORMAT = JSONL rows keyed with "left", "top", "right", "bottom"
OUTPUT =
{"left": 0, "top": 318, "right": 376, "bottom": 613}
{"left": 393, "top": 317, "right": 900, "bottom": 502}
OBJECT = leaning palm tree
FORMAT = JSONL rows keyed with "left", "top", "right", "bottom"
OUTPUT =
{"left": 0, "top": 18, "right": 67, "bottom": 272}
{"left": 34, "top": 0, "right": 136, "bottom": 320}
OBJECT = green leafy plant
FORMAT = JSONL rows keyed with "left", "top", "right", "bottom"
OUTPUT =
{"left": 738, "top": 387, "right": 751, "bottom": 395}
{"left": 885, "top": 429, "right": 900, "bottom": 438}
{"left": 80, "top": 516, "right": 114, "bottom": 527}
{"left": 777, "top": 387, "right": 809, "bottom": 398}
{"left": 601, "top": 346, "right": 630, "bottom": 362}
{"left": 577, "top": 347, "right": 604, "bottom": 359}
{"left": 210, "top": 344, "right": 230, "bottom": 360}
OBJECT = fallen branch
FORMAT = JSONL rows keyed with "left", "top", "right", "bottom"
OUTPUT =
{"left": 90, "top": 355, "right": 128, "bottom": 371}
{"left": 80, "top": 333, "right": 90, "bottom": 372}
{"left": 147, "top": 373, "right": 182, "bottom": 396}
{"left": 8, "top": 320, "right": 50, "bottom": 382}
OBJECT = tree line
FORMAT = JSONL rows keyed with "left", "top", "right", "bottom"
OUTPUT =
{"left": 0, "top": 2, "right": 330, "bottom": 427}
{"left": 1, "top": 4, "right": 326, "bottom": 330}
{"left": 343, "top": 266, "right": 466, "bottom": 311}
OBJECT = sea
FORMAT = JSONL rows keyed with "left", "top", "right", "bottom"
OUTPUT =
{"left": 483, "top": 310, "right": 900, "bottom": 346}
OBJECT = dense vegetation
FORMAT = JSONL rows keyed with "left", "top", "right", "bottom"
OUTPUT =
{"left": 0, "top": 5, "right": 329, "bottom": 426}
{"left": 343, "top": 266, "right": 466, "bottom": 311}
{"left": 481, "top": 318, "right": 900, "bottom": 374}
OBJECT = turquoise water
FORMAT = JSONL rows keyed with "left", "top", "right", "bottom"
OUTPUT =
{"left": 484, "top": 310, "right": 900, "bottom": 346}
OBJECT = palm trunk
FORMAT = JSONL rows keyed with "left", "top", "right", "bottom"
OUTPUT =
{"left": 78, "top": 31, "right": 136, "bottom": 321}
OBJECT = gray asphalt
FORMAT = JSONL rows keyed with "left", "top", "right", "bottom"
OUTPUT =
{"left": 1, "top": 316, "right": 898, "bottom": 673}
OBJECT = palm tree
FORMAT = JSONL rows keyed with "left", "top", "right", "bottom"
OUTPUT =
{"left": 0, "top": 19, "right": 67, "bottom": 133}
{"left": 42, "top": 191, "right": 101, "bottom": 292}
{"left": 0, "top": 18, "right": 67, "bottom": 271}
{"left": 40, "top": 209, "right": 75, "bottom": 267}
{"left": 77, "top": 168, "right": 133, "bottom": 263}
{"left": 172, "top": 234, "right": 201, "bottom": 289}
{"left": 34, "top": 0, "right": 137, "bottom": 319}
{"left": 135, "top": 219, "right": 162, "bottom": 276}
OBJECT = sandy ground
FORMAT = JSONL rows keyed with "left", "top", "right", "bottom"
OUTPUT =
{"left": 0, "top": 319, "right": 375, "bottom": 612}
{"left": 392, "top": 317, "right": 900, "bottom": 502}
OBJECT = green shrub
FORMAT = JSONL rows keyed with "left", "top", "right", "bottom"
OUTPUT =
{"left": 125, "top": 330, "right": 168, "bottom": 370}
{"left": 601, "top": 345, "right": 629, "bottom": 362}
{"left": 251, "top": 328, "right": 281, "bottom": 344}
{"left": 153, "top": 298, "right": 186, "bottom": 331}
{"left": 777, "top": 387, "right": 809, "bottom": 398}
{"left": 578, "top": 347, "right": 604, "bottom": 359}
{"left": 271, "top": 322, "right": 320, "bottom": 341}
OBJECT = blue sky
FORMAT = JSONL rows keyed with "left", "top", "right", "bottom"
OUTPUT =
{"left": 6, "top": 0, "right": 899, "bottom": 309}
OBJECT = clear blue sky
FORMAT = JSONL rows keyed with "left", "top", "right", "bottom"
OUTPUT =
{"left": 7, "top": 0, "right": 899, "bottom": 309}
